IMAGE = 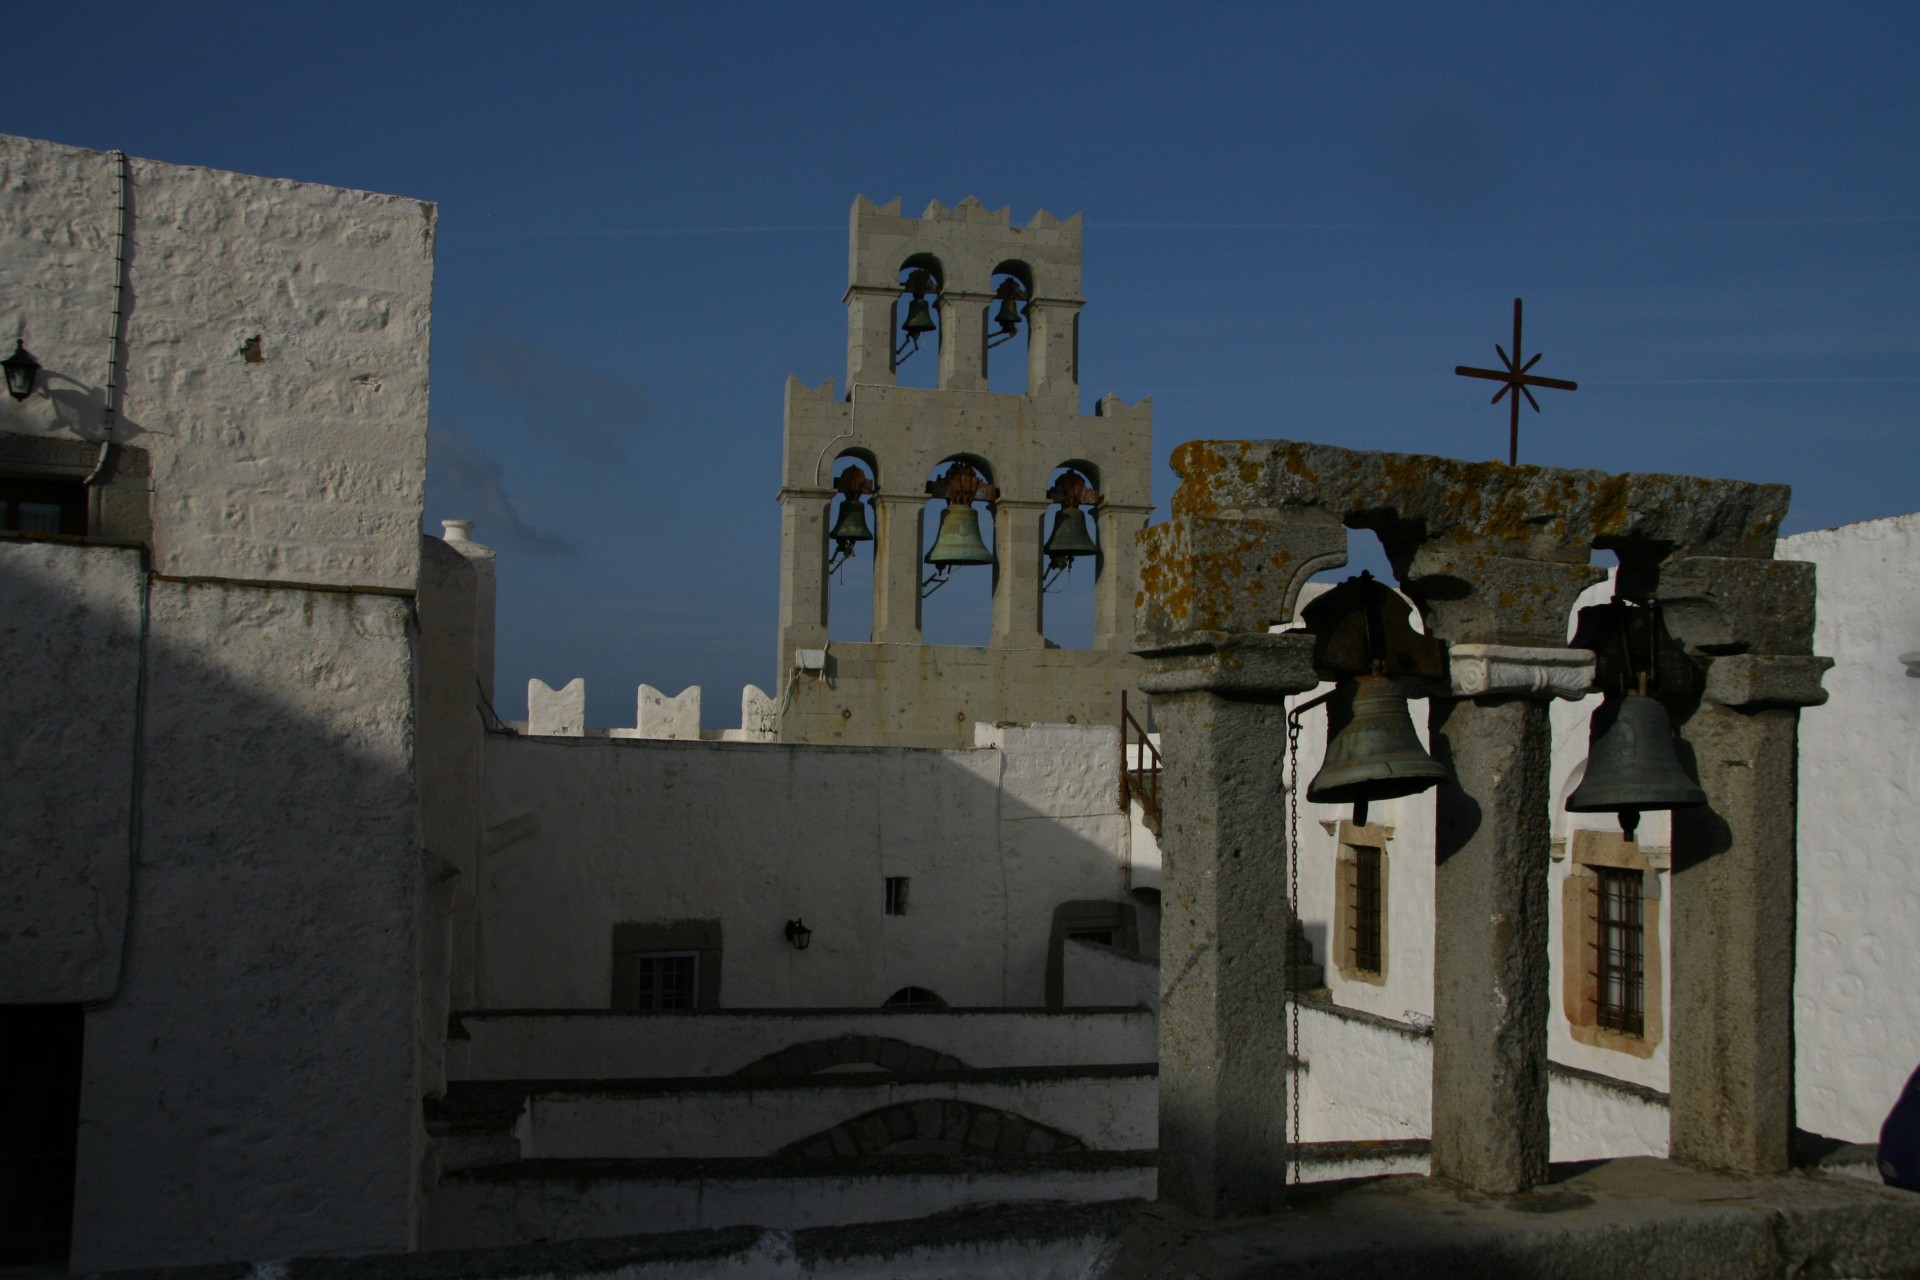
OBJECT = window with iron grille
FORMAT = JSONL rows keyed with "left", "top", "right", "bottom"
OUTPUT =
{"left": 1594, "top": 867, "right": 1644, "bottom": 1036}
{"left": 1351, "top": 845, "right": 1383, "bottom": 974}
{"left": 633, "top": 951, "right": 700, "bottom": 1010}
{"left": 0, "top": 477, "right": 86, "bottom": 536}
{"left": 884, "top": 876, "right": 909, "bottom": 916}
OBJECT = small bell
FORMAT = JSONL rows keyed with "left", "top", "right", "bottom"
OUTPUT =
{"left": 1307, "top": 674, "right": 1451, "bottom": 806}
{"left": 1566, "top": 694, "right": 1706, "bottom": 816}
{"left": 992, "top": 294, "right": 1023, "bottom": 336}
{"left": 1043, "top": 507, "right": 1098, "bottom": 560}
{"left": 828, "top": 496, "right": 874, "bottom": 545}
{"left": 924, "top": 506, "right": 994, "bottom": 566}
{"left": 902, "top": 298, "right": 936, "bottom": 340}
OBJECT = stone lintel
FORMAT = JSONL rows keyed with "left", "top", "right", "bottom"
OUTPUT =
{"left": 1704, "top": 654, "right": 1833, "bottom": 708}
{"left": 1404, "top": 547, "right": 1605, "bottom": 649}
{"left": 777, "top": 485, "right": 834, "bottom": 502}
{"left": 1656, "top": 556, "right": 1817, "bottom": 658}
{"left": 1138, "top": 633, "right": 1318, "bottom": 701}
{"left": 1135, "top": 512, "right": 1348, "bottom": 644}
{"left": 1447, "top": 645, "right": 1596, "bottom": 700}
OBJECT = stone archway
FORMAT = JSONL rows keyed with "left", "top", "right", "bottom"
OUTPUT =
{"left": 732, "top": 1035, "right": 967, "bottom": 1079}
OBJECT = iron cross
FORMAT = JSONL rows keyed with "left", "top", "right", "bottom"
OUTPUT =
{"left": 1455, "top": 298, "right": 1578, "bottom": 465}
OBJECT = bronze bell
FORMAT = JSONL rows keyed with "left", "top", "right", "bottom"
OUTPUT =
{"left": 902, "top": 298, "right": 936, "bottom": 339}
{"left": 1307, "top": 674, "right": 1451, "bottom": 806}
{"left": 1566, "top": 693, "right": 1706, "bottom": 815}
{"left": 924, "top": 506, "right": 994, "bottom": 566}
{"left": 828, "top": 496, "right": 873, "bottom": 545}
{"left": 993, "top": 294, "right": 1023, "bottom": 335}
{"left": 1043, "top": 507, "right": 1098, "bottom": 560}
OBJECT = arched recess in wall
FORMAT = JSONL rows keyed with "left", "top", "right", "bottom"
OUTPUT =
{"left": 882, "top": 985, "right": 948, "bottom": 1009}
{"left": 1040, "top": 461, "right": 1101, "bottom": 650}
{"left": 920, "top": 454, "right": 996, "bottom": 647}
{"left": 731, "top": 1033, "right": 965, "bottom": 1078}
{"left": 893, "top": 254, "right": 943, "bottom": 389}
{"left": 827, "top": 451, "right": 878, "bottom": 643}
{"left": 779, "top": 1100, "right": 1086, "bottom": 1157}
{"left": 984, "top": 260, "right": 1033, "bottom": 395}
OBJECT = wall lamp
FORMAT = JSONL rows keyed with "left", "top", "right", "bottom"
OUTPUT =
{"left": 784, "top": 919, "right": 813, "bottom": 951}
{"left": 4, "top": 341, "right": 40, "bottom": 401}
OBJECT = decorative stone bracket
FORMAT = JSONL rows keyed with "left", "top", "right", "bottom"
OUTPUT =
{"left": 1447, "top": 644, "right": 1596, "bottom": 700}
{"left": 1703, "top": 654, "right": 1833, "bottom": 708}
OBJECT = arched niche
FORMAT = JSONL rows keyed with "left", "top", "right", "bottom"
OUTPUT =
{"left": 826, "top": 452, "right": 879, "bottom": 642}
{"left": 985, "top": 259, "right": 1034, "bottom": 395}
{"left": 1040, "top": 461, "right": 1101, "bottom": 649}
{"left": 921, "top": 454, "right": 997, "bottom": 646}
{"left": 893, "top": 253, "right": 944, "bottom": 388}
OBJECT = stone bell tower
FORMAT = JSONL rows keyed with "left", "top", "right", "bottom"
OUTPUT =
{"left": 774, "top": 196, "right": 1152, "bottom": 748}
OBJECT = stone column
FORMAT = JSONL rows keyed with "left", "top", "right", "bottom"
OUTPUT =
{"left": 937, "top": 291, "right": 987, "bottom": 392}
{"left": 1429, "top": 645, "right": 1594, "bottom": 1193}
{"left": 1026, "top": 297, "right": 1082, "bottom": 403}
{"left": 871, "top": 491, "right": 924, "bottom": 645}
{"left": 775, "top": 486, "right": 831, "bottom": 661}
{"left": 1095, "top": 502, "right": 1153, "bottom": 654}
{"left": 1658, "top": 556, "right": 1829, "bottom": 1173}
{"left": 844, "top": 285, "right": 899, "bottom": 391}
{"left": 1140, "top": 634, "right": 1318, "bottom": 1217}
{"left": 991, "top": 498, "right": 1045, "bottom": 648}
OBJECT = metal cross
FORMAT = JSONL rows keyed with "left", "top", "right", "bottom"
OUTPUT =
{"left": 1455, "top": 298, "right": 1578, "bottom": 466}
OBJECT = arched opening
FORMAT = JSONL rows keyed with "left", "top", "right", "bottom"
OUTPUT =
{"left": 892, "top": 254, "right": 943, "bottom": 389}
{"left": 984, "top": 260, "right": 1033, "bottom": 395}
{"left": 827, "top": 452, "right": 877, "bottom": 643}
{"left": 1040, "top": 462, "right": 1100, "bottom": 649}
{"left": 920, "top": 455, "right": 995, "bottom": 647}
{"left": 882, "top": 986, "right": 949, "bottom": 1009}
{"left": 780, "top": 1100, "right": 1086, "bottom": 1157}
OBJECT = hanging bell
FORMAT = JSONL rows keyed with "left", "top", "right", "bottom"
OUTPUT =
{"left": 924, "top": 506, "right": 994, "bottom": 567}
{"left": 1307, "top": 675, "right": 1451, "bottom": 806}
{"left": 828, "top": 496, "right": 874, "bottom": 545}
{"left": 992, "top": 294, "right": 1023, "bottom": 336}
{"left": 1043, "top": 507, "right": 1098, "bottom": 560}
{"left": 902, "top": 298, "right": 936, "bottom": 340}
{"left": 1566, "top": 694, "right": 1706, "bottom": 815}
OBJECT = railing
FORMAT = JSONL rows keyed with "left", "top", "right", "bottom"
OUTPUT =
{"left": 1120, "top": 690, "right": 1162, "bottom": 833}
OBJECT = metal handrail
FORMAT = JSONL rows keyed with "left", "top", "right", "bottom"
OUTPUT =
{"left": 1119, "top": 690, "right": 1162, "bottom": 830}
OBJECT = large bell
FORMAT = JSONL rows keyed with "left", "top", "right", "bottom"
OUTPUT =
{"left": 828, "top": 496, "right": 873, "bottom": 544}
{"left": 1307, "top": 675, "right": 1451, "bottom": 806}
{"left": 1566, "top": 694, "right": 1706, "bottom": 814}
{"left": 924, "top": 506, "right": 994, "bottom": 566}
{"left": 1043, "top": 507, "right": 1098, "bottom": 559}
{"left": 902, "top": 298, "right": 936, "bottom": 339}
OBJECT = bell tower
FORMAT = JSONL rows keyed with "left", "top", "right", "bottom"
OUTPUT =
{"left": 775, "top": 196, "right": 1152, "bottom": 748}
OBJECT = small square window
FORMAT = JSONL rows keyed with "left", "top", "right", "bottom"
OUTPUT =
{"left": 884, "top": 876, "right": 910, "bottom": 916}
{"left": 633, "top": 951, "right": 699, "bottom": 1010}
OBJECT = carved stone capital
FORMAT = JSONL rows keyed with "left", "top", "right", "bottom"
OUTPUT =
{"left": 1447, "top": 644, "right": 1596, "bottom": 700}
{"left": 1703, "top": 654, "right": 1833, "bottom": 708}
{"left": 1138, "top": 632, "right": 1319, "bottom": 701}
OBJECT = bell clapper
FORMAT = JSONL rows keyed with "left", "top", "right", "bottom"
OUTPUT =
{"left": 1352, "top": 798, "right": 1370, "bottom": 828}
{"left": 1619, "top": 808, "right": 1642, "bottom": 839}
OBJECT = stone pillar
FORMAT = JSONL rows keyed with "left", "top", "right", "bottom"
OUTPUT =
{"left": 871, "top": 491, "right": 924, "bottom": 645}
{"left": 1026, "top": 297, "right": 1082, "bottom": 403}
{"left": 992, "top": 498, "right": 1045, "bottom": 648}
{"left": 1429, "top": 646, "right": 1593, "bottom": 1193}
{"left": 1139, "top": 634, "right": 1318, "bottom": 1217}
{"left": 1095, "top": 502, "right": 1152, "bottom": 653}
{"left": 1658, "top": 556, "right": 1829, "bottom": 1173}
{"left": 938, "top": 291, "right": 986, "bottom": 392}
{"left": 844, "top": 285, "right": 897, "bottom": 391}
{"left": 775, "top": 487, "right": 831, "bottom": 662}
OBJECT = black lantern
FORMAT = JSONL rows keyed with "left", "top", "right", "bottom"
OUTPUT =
{"left": 3, "top": 341, "right": 40, "bottom": 402}
{"left": 784, "top": 919, "right": 813, "bottom": 951}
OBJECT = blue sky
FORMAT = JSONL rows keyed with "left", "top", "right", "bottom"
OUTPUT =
{"left": 8, "top": 3, "right": 1916, "bottom": 725}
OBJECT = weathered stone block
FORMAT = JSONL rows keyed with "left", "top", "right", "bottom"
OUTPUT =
{"left": 1704, "top": 654, "right": 1832, "bottom": 708}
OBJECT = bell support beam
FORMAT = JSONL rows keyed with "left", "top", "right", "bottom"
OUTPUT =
{"left": 936, "top": 289, "right": 987, "bottom": 392}
{"left": 991, "top": 498, "right": 1047, "bottom": 649}
{"left": 1138, "top": 633, "right": 1320, "bottom": 1216}
{"left": 1657, "top": 556, "right": 1830, "bottom": 1174}
{"left": 843, "top": 284, "right": 899, "bottom": 390}
{"left": 870, "top": 491, "right": 925, "bottom": 644}
{"left": 1025, "top": 295, "right": 1084, "bottom": 402}
{"left": 1094, "top": 502, "right": 1153, "bottom": 654}
{"left": 775, "top": 486, "right": 833, "bottom": 656}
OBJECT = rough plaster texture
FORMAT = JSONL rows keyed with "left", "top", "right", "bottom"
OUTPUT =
{"left": 477, "top": 724, "right": 1130, "bottom": 1010}
{"left": 1141, "top": 636, "right": 1317, "bottom": 1217}
{"left": 1782, "top": 514, "right": 1920, "bottom": 1143}
{"left": 451, "top": 1009, "right": 1155, "bottom": 1082}
{"left": 775, "top": 197, "right": 1151, "bottom": 749}
{"left": 70, "top": 581, "right": 422, "bottom": 1271}
{"left": 1063, "top": 939, "right": 1159, "bottom": 1012}
{"left": 0, "top": 133, "right": 433, "bottom": 589}
{"left": 0, "top": 541, "right": 143, "bottom": 1002}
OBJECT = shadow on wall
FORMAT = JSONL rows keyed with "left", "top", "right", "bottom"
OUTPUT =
{"left": 0, "top": 543, "right": 429, "bottom": 1272}
{"left": 473, "top": 724, "right": 1141, "bottom": 1013}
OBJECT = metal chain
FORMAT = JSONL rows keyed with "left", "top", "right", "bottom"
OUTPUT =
{"left": 1286, "top": 704, "right": 1303, "bottom": 1191}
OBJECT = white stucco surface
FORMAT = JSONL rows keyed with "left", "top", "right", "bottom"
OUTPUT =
{"left": 1062, "top": 938, "right": 1159, "bottom": 1012}
{"left": 451, "top": 1009, "right": 1157, "bottom": 1081}
{"left": 0, "top": 134, "right": 433, "bottom": 589}
{"left": 0, "top": 541, "right": 143, "bottom": 1002}
{"left": 1783, "top": 513, "right": 1920, "bottom": 1142}
{"left": 477, "top": 724, "right": 1131, "bottom": 1010}
{"left": 69, "top": 581, "right": 423, "bottom": 1271}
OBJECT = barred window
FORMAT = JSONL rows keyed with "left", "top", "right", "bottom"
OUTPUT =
{"left": 1351, "top": 845, "right": 1383, "bottom": 974}
{"left": 1594, "top": 867, "right": 1644, "bottom": 1036}
{"left": 884, "top": 876, "right": 910, "bottom": 916}
{"left": 633, "top": 952, "right": 700, "bottom": 1011}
